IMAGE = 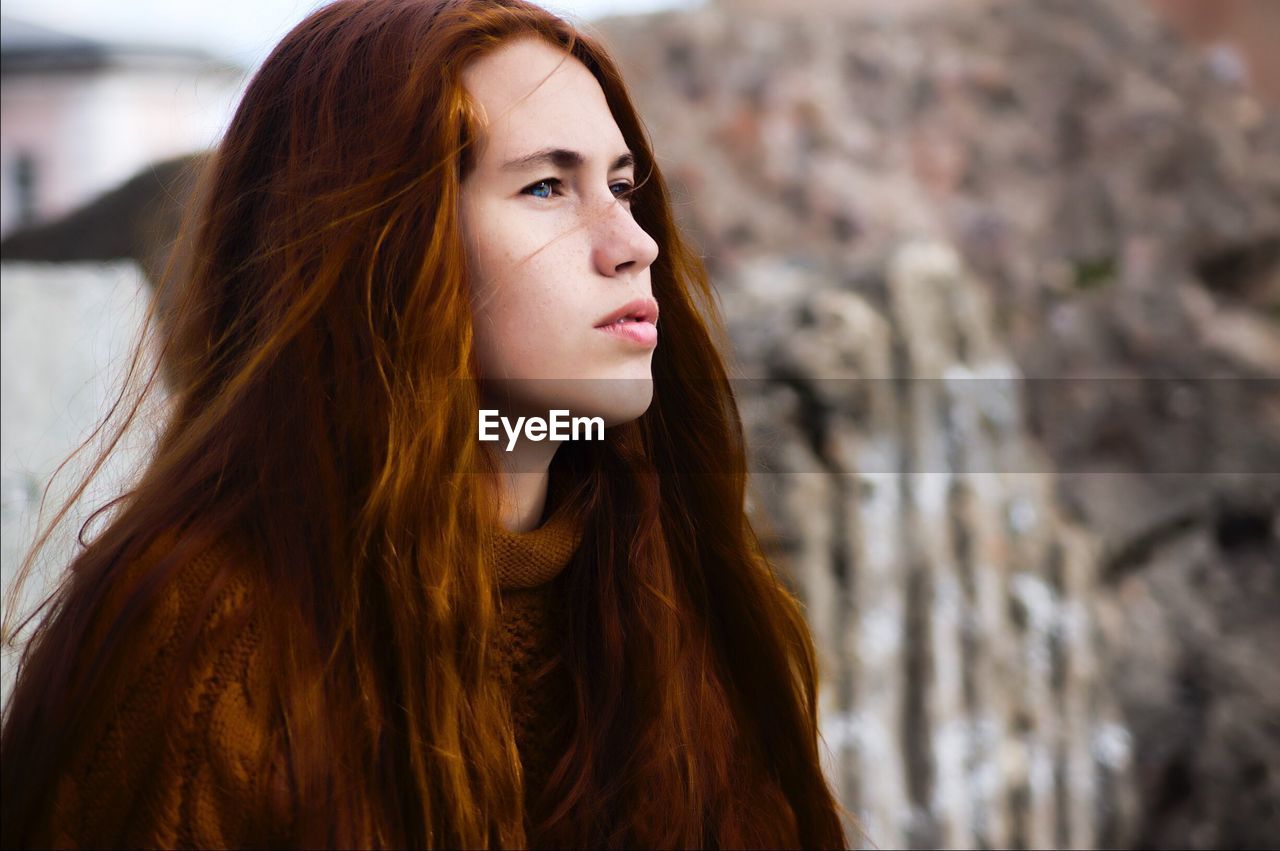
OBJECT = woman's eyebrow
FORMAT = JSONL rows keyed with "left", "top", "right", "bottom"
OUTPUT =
{"left": 501, "top": 147, "right": 634, "bottom": 173}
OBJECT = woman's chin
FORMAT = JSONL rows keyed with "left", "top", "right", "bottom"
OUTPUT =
{"left": 537, "top": 375, "right": 650, "bottom": 427}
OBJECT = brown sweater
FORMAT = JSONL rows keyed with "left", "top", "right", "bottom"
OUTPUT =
{"left": 490, "top": 495, "right": 585, "bottom": 836}
{"left": 30, "top": 502, "right": 585, "bottom": 849}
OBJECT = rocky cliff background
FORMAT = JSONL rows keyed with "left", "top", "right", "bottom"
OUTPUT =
{"left": 588, "top": 1, "right": 1279, "bottom": 846}
{"left": 3, "top": 0, "right": 1277, "bottom": 848}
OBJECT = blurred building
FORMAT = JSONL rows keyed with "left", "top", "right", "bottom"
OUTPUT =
{"left": 0, "top": 16, "right": 246, "bottom": 239}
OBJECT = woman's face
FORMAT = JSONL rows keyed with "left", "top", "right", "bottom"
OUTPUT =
{"left": 460, "top": 36, "right": 661, "bottom": 428}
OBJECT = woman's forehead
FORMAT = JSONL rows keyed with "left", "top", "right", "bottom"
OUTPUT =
{"left": 462, "top": 38, "right": 624, "bottom": 171}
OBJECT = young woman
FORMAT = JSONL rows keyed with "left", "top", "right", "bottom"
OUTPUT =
{"left": 0, "top": 0, "right": 853, "bottom": 847}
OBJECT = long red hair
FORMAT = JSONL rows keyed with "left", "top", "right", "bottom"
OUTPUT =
{"left": 1, "top": 1, "right": 853, "bottom": 846}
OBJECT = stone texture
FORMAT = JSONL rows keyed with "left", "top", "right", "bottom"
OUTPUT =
{"left": 589, "top": 1, "right": 1278, "bottom": 846}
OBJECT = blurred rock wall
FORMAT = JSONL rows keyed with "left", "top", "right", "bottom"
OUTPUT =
{"left": 588, "top": 0, "right": 1278, "bottom": 847}
{"left": 725, "top": 242, "right": 1134, "bottom": 849}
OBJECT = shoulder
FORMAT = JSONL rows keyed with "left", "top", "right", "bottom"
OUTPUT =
{"left": 46, "top": 528, "right": 292, "bottom": 848}
{"left": 72, "top": 529, "right": 269, "bottom": 723}
{"left": 81, "top": 528, "right": 262, "bottom": 665}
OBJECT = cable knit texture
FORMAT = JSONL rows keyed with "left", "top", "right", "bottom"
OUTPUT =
{"left": 36, "top": 531, "right": 288, "bottom": 849}
{"left": 32, "top": 495, "right": 586, "bottom": 849}
{"left": 490, "top": 490, "right": 586, "bottom": 833}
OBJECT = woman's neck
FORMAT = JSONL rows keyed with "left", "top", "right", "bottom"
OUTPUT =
{"left": 493, "top": 437, "right": 561, "bottom": 532}
{"left": 497, "top": 469, "right": 550, "bottom": 532}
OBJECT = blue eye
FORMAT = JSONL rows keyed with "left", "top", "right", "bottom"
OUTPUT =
{"left": 522, "top": 178, "right": 636, "bottom": 202}
{"left": 524, "top": 178, "right": 559, "bottom": 200}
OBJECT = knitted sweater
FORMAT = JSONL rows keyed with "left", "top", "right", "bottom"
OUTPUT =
{"left": 490, "top": 494, "right": 585, "bottom": 837}
{"left": 29, "top": 502, "right": 585, "bottom": 849}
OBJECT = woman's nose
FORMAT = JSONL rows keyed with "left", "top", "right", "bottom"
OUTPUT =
{"left": 591, "top": 196, "right": 659, "bottom": 277}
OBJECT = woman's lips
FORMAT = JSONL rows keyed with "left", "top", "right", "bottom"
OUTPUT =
{"left": 595, "top": 319, "right": 658, "bottom": 347}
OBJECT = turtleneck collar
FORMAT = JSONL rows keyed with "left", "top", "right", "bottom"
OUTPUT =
{"left": 490, "top": 483, "right": 586, "bottom": 590}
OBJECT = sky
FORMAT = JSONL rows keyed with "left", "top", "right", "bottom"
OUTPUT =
{"left": 0, "top": 0, "right": 704, "bottom": 70}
